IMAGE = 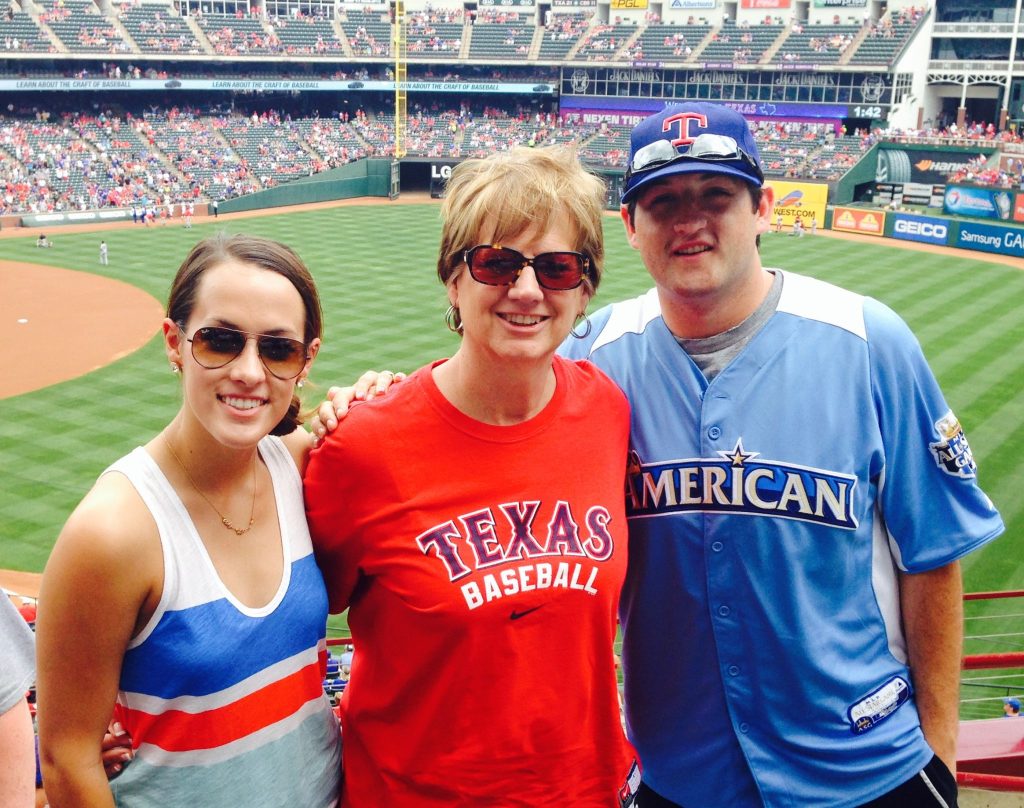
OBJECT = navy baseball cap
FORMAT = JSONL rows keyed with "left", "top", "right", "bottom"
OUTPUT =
{"left": 621, "top": 102, "right": 765, "bottom": 204}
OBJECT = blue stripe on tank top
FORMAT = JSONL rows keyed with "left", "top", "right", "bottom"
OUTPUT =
{"left": 120, "top": 554, "right": 328, "bottom": 698}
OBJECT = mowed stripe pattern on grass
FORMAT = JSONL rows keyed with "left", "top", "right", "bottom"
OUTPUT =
{"left": 1, "top": 207, "right": 1020, "bottom": 614}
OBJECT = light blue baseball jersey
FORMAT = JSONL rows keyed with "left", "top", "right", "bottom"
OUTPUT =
{"left": 560, "top": 270, "right": 1003, "bottom": 807}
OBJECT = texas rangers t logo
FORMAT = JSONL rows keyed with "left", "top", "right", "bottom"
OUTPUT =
{"left": 662, "top": 112, "right": 708, "bottom": 147}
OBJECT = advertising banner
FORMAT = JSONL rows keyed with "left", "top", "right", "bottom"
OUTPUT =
{"left": 955, "top": 221, "right": 1024, "bottom": 259}
{"left": 875, "top": 149, "right": 986, "bottom": 185}
{"left": 610, "top": 0, "right": 648, "bottom": 8}
{"left": 891, "top": 213, "right": 950, "bottom": 246}
{"left": 943, "top": 185, "right": 1014, "bottom": 221}
{"left": 429, "top": 162, "right": 459, "bottom": 199}
{"left": 21, "top": 209, "right": 133, "bottom": 227}
{"left": 669, "top": 0, "right": 717, "bottom": 7}
{"left": 876, "top": 182, "right": 944, "bottom": 207}
{"left": 813, "top": 0, "right": 866, "bottom": 6}
{"left": 741, "top": 0, "right": 790, "bottom": 8}
{"left": 1016, "top": 192, "right": 1024, "bottom": 223}
{"left": 832, "top": 207, "right": 886, "bottom": 236}
{"left": 767, "top": 181, "right": 828, "bottom": 229}
{"left": 0, "top": 78, "right": 551, "bottom": 95}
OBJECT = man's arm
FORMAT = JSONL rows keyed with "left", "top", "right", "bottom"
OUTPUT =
{"left": 0, "top": 697, "right": 35, "bottom": 808}
{"left": 900, "top": 560, "right": 963, "bottom": 774}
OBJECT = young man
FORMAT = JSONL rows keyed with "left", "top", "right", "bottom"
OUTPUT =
{"left": 562, "top": 102, "right": 1004, "bottom": 808}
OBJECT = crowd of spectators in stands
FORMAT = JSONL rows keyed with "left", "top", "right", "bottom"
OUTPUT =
{"left": 2, "top": 103, "right": 1022, "bottom": 215}
{"left": 407, "top": 10, "right": 462, "bottom": 53}
{"left": 544, "top": 12, "right": 589, "bottom": 43}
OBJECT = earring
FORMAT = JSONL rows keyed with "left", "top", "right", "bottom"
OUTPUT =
{"left": 570, "top": 313, "right": 592, "bottom": 340}
{"left": 296, "top": 379, "right": 305, "bottom": 389}
{"left": 445, "top": 304, "right": 463, "bottom": 335}
{"left": 171, "top": 363, "right": 181, "bottom": 373}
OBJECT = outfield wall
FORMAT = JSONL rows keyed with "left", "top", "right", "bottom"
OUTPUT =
{"left": 829, "top": 206, "right": 1024, "bottom": 259}
{"left": 218, "top": 159, "right": 393, "bottom": 214}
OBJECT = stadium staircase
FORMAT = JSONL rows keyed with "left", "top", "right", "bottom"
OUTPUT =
{"left": 687, "top": 24, "right": 717, "bottom": 61}
{"left": 330, "top": 17, "right": 353, "bottom": 58}
{"left": 527, "top": 25, "right": 544, "bottom": 60}
{"left": 837, "top": 22, "right": 871, "bottom": 66}
{"left": 109, "top": 13, "right": 136, "bottom": 51}
{"left": 31, "top": 11, "right": 65, "bottom": 52}
{"left": 759, "top": 26, "right": 790, "bottom": 65}
{"left": 182, "top": 13, "right": 211, "bottom": 54}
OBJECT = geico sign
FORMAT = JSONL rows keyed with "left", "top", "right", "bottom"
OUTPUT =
{"left": 894, "top": 220, "right": 947, "bottom": 238}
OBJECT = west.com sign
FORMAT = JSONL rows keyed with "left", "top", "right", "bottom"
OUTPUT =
{"left": 956, "top": 221, "right": 1024, "bottom": 259}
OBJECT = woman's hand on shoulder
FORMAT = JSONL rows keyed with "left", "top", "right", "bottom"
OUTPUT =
{"left": 308, "top": 370, "right": 406, "bottom": 446}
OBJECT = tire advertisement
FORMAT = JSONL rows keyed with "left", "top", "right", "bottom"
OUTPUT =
{"left": 875, "top": 149, "right": 984, "bottom": 185}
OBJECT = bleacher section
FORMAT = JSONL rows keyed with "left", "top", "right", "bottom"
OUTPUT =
{"left": 700, "top": 20, "right": 784, "bottom": 64}
{"left": 1, "top": 8, "right": 53, "bottom": 51}
{"left": 340, "top": 8, "right": 389, "bottom": 57}
{"left": 537, "top": 12, "right": 588, "bottom": 61}
{"left": 3, "top": 105, "right": 1013, "bottom": 216}
{"left": 46, "top": 0, "right": 133, "bottom": 53}
{"left": 776, "top": 22, "right": 860, "bottom": 65}
{"left": 219, "top": 114, "right": 314, "bottom": 185}
{"left": 633, "top": 22, "right": 712, "bottom": 62}
{"left": 119, "top": 3, "right": 203, "bottom": 55}
{"left": 574, "top": 20, "right": 632, "bottom": 61}
{"left": 802, "top": 133, "right": 865, "bottom": 179}
{"left": 469, "top": 12, "right": 533, "bottom": 60}
{"left": 578, "top": 122, "right": 630, "bottom": 167}
{"left": 294, "top": 117, "right": 367, "bottom": 166}
{"left": 846, "top": 15, "right": 920, "bottom": 65}
{"left": 272, "top": 15, "right": 343, "bottom": 55}
{"left": 196, "top": 12, "right": 280, "bottom": 56}
{"left": 149, "top": 113, "right": 244, "bottom": 200}
{"left": 406, "top": 11, "right": 463, "bottom": 57}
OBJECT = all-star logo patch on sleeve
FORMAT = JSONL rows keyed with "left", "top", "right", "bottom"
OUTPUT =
{"left": 929, "top": 410, "right": 978, "bottom": 478}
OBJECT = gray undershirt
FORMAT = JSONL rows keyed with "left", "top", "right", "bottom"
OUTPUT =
{"left": 676, "top": 270, "right": 783, "bottom": 382}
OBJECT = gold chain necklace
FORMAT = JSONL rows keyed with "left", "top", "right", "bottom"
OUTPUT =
{"left": 164, "top": 436, "right": 257, "bottom": 536}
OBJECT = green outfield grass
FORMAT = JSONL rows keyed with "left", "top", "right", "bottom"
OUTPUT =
{"left": 1, "top": 204, "right": 1021, "bottom": 629}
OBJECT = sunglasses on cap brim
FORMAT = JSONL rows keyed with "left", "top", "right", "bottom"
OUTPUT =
{"left": 624, "top": 133, "right": 764, "bottom": 188}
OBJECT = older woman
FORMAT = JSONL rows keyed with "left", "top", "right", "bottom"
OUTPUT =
{"left": 305, "top": 146, "right": 639, "bottom": 807}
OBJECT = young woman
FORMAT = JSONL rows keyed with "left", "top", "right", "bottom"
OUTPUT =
{"left": 305, "top": 147, "right": 639, "bottom": 807}
{"left": 36, "top": 234, "right": 341, "bottom": 808}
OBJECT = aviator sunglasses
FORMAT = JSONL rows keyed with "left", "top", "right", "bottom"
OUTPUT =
{"left": 625, "top": 133, "right": 764, "bottom": 185}
{"left": 463, "top": 244, "right": 591, "bottom": 291}
{"left": 180, "top": 324, "right": 309, "bottom": 380}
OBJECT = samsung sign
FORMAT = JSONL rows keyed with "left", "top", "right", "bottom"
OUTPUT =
{"left": 891, "top": 213, "right": 949, "bottom": 246}
{"left": 955, "top": 221, "right": 1024, "bottom": 259}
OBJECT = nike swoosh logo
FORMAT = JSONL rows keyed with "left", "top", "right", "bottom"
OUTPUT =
{"left": 510, "top": 606, "right": 544, "bottom": 621}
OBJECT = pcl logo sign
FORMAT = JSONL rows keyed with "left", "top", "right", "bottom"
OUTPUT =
{"left": 892, "top": 214, "right": 949, "bottom": 246}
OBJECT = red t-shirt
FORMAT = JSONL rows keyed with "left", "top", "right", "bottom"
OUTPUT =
{"left": 305, "top": 356, "right": 638, "bottom": 807}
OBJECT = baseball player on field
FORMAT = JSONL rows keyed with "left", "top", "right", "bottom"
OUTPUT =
{"left": 561, "top": 102, "right": 1004, "bottom": 807}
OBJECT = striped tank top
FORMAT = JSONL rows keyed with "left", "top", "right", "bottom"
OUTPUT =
{"left": 108, "top": 436, "right": 341, "bottom": 808}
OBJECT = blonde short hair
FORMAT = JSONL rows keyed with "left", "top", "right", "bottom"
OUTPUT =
{"left": 437, "top": 146, "right": 607, "bottom": 295}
